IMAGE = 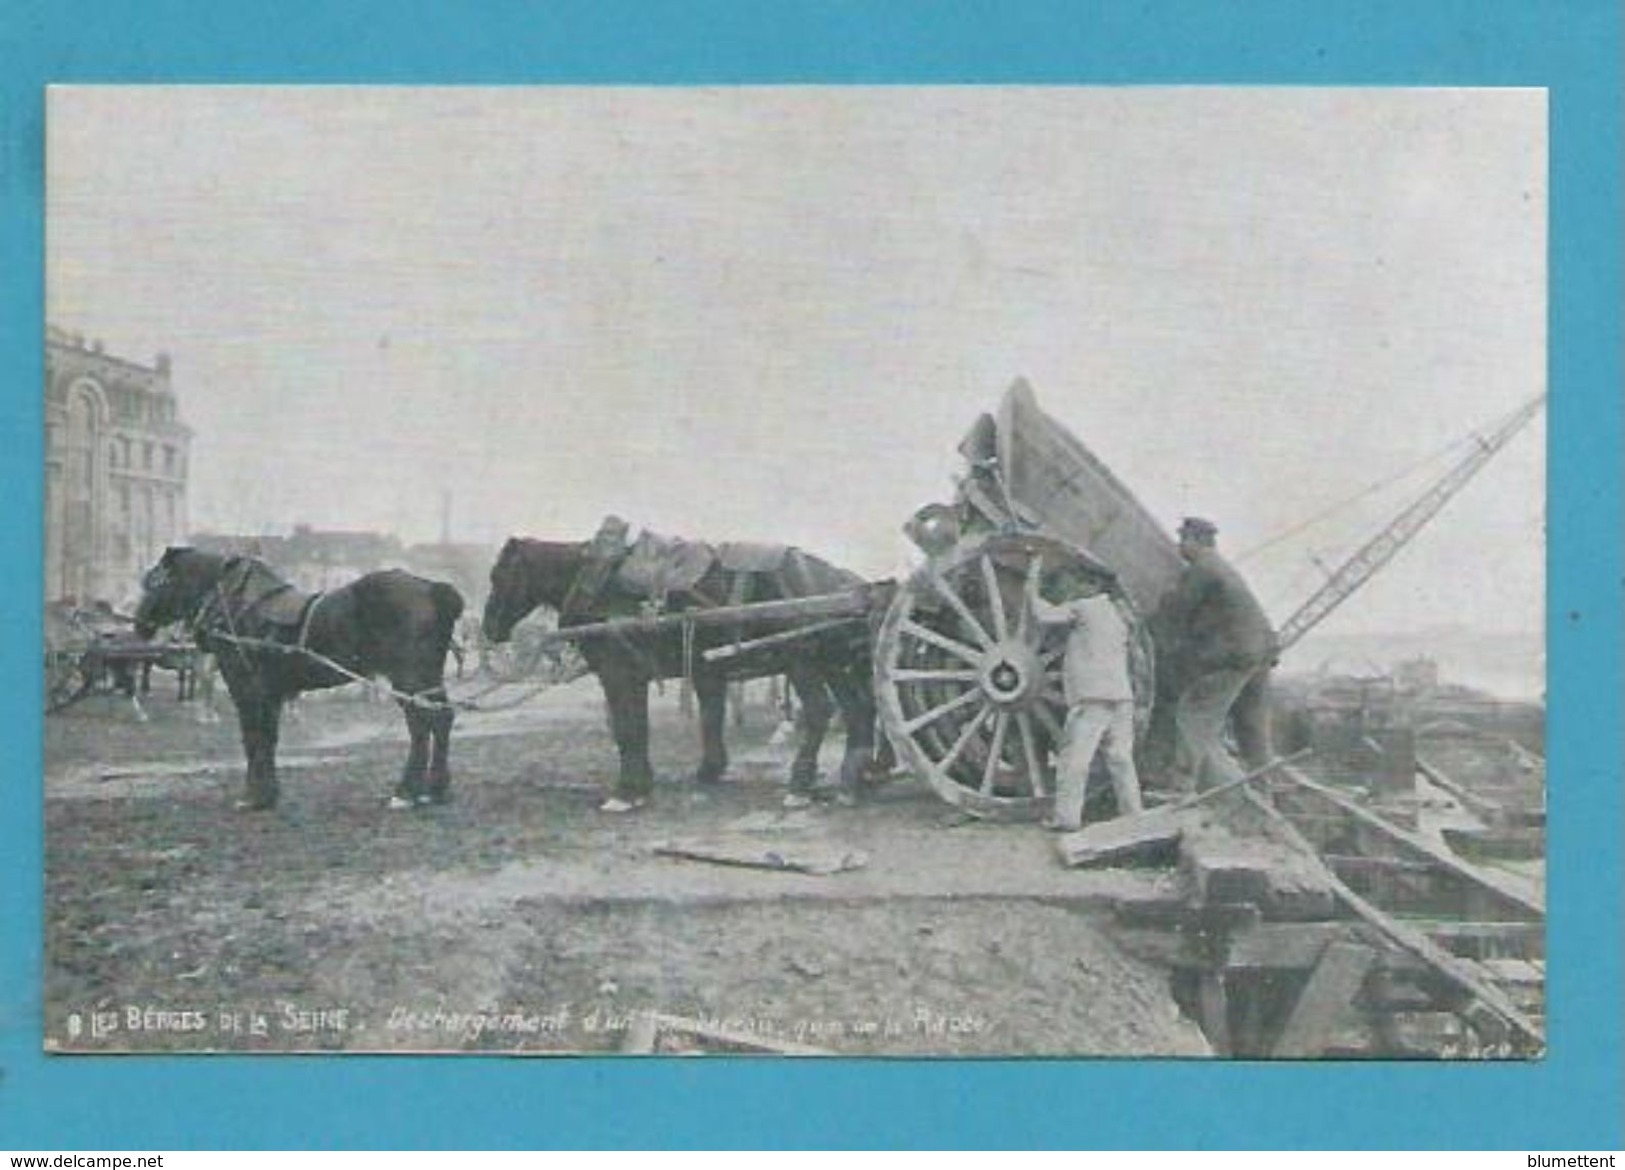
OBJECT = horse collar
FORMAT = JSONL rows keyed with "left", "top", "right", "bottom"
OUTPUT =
{"left": 559, "top": 546, "right": 621, "bottom": 621}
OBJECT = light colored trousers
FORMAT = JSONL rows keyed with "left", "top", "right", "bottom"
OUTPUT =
{"left": 1054, "top": 700, "right": 1143, "bottom": 828}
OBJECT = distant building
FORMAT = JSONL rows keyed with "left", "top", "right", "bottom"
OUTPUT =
{"left": 45, "top": 327, "right": 192, "bottom": 607}
{"left": 402, "top": 541, "right": 496, "bottom": 609}
{"left": 192, "top": 525, "right": 405, "bottom": 593}
{"left": 1394, "top": 656, "right": 1442, "bottom": 694}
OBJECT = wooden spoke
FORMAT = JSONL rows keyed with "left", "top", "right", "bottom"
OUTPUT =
{"left": 1033, "top": 699, "right": 1066, "bottom": 743}
{"left": 892, "top": 668, "right": 980, "bottom": 684}
{"left": 938, "top": 709, "right": 988, "bottom": 774}
{"left": 979, "top": 554, "right": 1009, "bottom": 641}
{"left": 902, "top": 686, "right": 984, "bottom": 735}
{"left": 900, "top": 619, "right": 982, "bottom": 667}
{"left": 926, "top": 569, "right": 993, "bottom": 650}
{"left": 980, "top": 711, "right": 1012, "bottom": 795}
{"left": 1015, "top": 554, "right": 1045, "bottom": 641}
{"left": 1015, "top": 711, "right": 1047, "bottom": 798}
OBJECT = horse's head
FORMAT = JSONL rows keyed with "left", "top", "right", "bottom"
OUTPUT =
{"left": 482, "top": 537, "right": 587, "bottom": 644}
{"left": 134, "top": 547, "right": 223, "bottom": 638}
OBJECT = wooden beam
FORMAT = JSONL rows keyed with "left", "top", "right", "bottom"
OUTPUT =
{"left": 1279, "top": 765, "right": 1544, "bottom": 918}
{"left": 701, "top": 617, "right": 865, "bottom": 662}
{"left": 1246, "top": 787, "right": 1545, "bottom": 1054}
{"left": 1181, "top": 834, "right": 1339, "bottom": 921}
{"left": 1057, "top": 807, "right": 1185, "bottom": 868}
{"left": 1057, "top": 750, "right": 1313, "bottom": 868}
{"left": 1414, "top": 920, "right": 1545, "bottom": 960}
{"left": 1273, "top": 942, "right": 1378, "bottom": 1058}
{"left": 526, "top": 587, "right": 877, "bottom": 648}
{"left": 1323, "top": 854, "right": 1437, "bottom": 874}
{"left": 1415, "top": 753, "right": 1502, "bottom": 821}
{"left": 1199, "top": 972, "right": 1232, "bottom": 1056}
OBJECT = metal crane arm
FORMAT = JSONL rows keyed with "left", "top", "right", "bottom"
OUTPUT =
{"left": 1275, "top": 394, "right": 1545, "bottom": 653}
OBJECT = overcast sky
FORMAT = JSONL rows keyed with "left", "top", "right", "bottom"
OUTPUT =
{"left": 46, "top": 86, "right": 1545, "bottom": 645}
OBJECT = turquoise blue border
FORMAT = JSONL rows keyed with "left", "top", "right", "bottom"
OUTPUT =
{"left": 3, "top": 1, "right": 1619, "bottom": 1151}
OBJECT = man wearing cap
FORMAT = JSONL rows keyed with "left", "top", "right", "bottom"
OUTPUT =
{"left": 1155, "top": 517, "right": 1278, "bottom": 792}
{"left": 1025, "top": 566, "right": 1144, "bottom": 830}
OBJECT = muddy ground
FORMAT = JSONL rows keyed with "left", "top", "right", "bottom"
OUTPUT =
{"left": 43, "top": 678, "right": 1209, "bottom": 1057}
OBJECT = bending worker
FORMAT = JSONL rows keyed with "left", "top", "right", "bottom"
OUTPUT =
{"left": 1155, "top": 516, "right": 1278, "bottom": 792}
{"left": 1025, "top": 564, "right": 1144, "bottom": 831}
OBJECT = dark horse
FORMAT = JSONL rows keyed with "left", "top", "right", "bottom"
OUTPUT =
{"left": 134, "top": 547, "right": 465, "bottom": 811}
{"left": 482, "top": 534, "right": 880, "bottom": 807}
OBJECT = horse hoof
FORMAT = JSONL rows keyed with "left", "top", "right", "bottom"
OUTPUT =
{"left": 599, "top": 797, "right": 645, "bottom": 814}
{"left": 782, "top": 793, "right": 814, "bottom": 810}
{"left": 385, "top": 796, "right": 415, "bottom": 812}
{"left": 234, "top": 799, "right": 276, "bottom": 813}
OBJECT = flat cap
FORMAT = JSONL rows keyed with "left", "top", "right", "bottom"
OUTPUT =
{"left": 1178, "top": 516, "right": 1218, "bottom": 541}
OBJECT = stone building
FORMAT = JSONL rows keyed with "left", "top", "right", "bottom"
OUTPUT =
{"left": 44, "top": 327, "right": 192, "bottom": 607}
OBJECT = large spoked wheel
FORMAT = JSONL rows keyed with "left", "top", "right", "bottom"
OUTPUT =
{"left": 875, "top": 532, "right": 1152, "bottom": 820}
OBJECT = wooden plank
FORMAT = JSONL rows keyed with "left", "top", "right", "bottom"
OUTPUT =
{"left": 1414, "top": 920, "right": 1544, "bottom": 961}
{"left": 1273, "top": 942, "right": 1378, "bottom": 1058}
{"left": 1415, "top": 753, "right": 1503, "bottom": 821}
{"left": 1057, "top": 807, "right": 1185, "bottom": 868}
{"left": 654, "top": 837, "right": 868, "bottom": 876}
{"left": 1279, "top": 766, "right": 1545, "bottom": 918}
{"left": 1246, "top": 788, "right": 1545, "bottom": 1054}
{"left": 701, "top": 617, "right": 864, "bottom": 663}
{"left": 1059, "top": 751, "right": 1314, "bottom": 869}
{"left": 1324, "top": 854, "right": 1437, "bottom": 874}
{"left": 534, "top": 587, "right": 877, "bottom": 648}
{"left": 1198, "top": 972, "right": 1233, "bottom": 1056}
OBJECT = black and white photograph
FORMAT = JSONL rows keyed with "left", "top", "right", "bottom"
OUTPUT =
{"left": 43, "top": 85, "right": 1546, "bottom": 1059}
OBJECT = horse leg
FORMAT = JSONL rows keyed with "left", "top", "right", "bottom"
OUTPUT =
{"left": 692, "top": 669, "right": 729, "bottom": 784}
{"left": 232, "top": 688, "right": 280, "bottom": 810}
{"left": 195, "top": 660, "right": 222, "bottom": 725}
{"left": 786, "top": 666, "right": 833, "bottom": 797}
{"left": 392, "top": 698, "right": 433, "bottom": 809}
{"left": 601, "top": 671, "right": 655, "bottom": 801}
{"left": 425, "top": 688, "right": 455, "bottom": 804}
{"left": 824, "top": 659, "right": 879, "bottom": 801}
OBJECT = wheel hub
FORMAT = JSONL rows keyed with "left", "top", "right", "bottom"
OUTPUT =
{"left": 978, "top": 642, "right": 1041, "bottom": 707}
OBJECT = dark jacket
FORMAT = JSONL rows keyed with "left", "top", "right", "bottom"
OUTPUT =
{"left": 1154, "top": 547, "right": 1278, "bottom": 678}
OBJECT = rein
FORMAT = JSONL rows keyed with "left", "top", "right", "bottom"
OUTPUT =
{"left": 191, "top": 559, "right": 577, "bottom": 715}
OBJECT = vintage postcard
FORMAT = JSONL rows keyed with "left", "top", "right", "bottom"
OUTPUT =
{"left": 43, "top": 86, "right": 1545, "bottom": 1058}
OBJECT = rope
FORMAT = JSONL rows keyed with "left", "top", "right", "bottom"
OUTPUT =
{"left": 1233, "top": 430, "right": 1478, "bottom": 565}
{"left": 203, "top": 629, "right": 584, "bottom": 714}
{"left": 183, "top": 560, "right": 579, "bottom": 717}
